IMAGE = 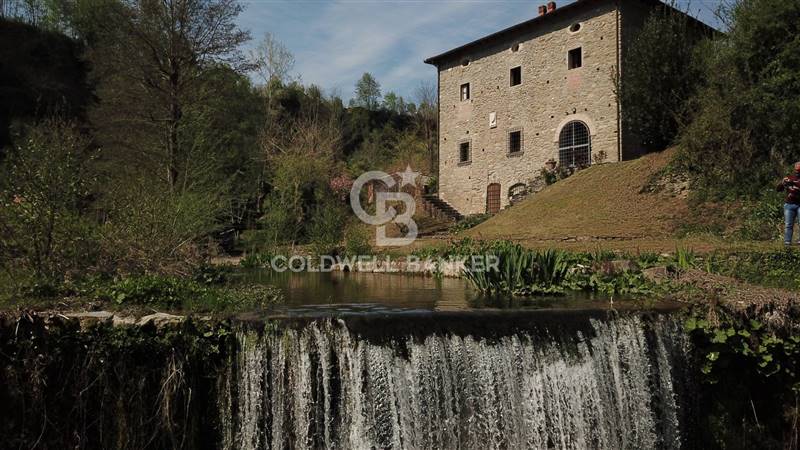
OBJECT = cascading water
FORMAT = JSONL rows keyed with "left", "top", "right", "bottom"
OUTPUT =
{"left": 220, "top": 313, "right": 693, "bottom": 450}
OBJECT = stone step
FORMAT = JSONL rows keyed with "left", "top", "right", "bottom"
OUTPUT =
{"left": 421, "top": 195, "right": 464, "bottom": 222}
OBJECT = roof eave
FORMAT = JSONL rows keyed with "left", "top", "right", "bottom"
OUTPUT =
{"left": 423, "top": 0, "right": 595, "bottom": 66}
{"left": 423, "top": 0, "right": 718, "bottom": 67}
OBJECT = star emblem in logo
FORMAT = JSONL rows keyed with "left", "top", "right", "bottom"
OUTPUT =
{"left": 398, "top": 165, "right": 420, "bottom": 188}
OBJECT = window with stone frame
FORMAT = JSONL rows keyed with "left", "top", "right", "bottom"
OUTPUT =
{"left": 568, "top": 47, "right": 582, "bottom": 69}
{"left": 459, "top": 141, "right": 471, "bottom": 163}
{"left": 510, "top": 66, "right": 522, "bottom": 86}
{"left": 460, "top": 83, "right": 470, "bottom": 101}
{"left": 508, "top": 129, "right": 523, "bottom": 154}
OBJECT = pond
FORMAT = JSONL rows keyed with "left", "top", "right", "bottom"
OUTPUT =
{"left": 239, "top": 270, "right": 673, "bottom": 316}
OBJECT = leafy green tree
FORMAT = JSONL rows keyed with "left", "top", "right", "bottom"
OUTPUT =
{"left": 678, "top": 0, "right": 800, "bottom": 195}
{"left": 1, "top": 0, "right": 69, "bottom": 30}
{"left": 382, "top": 91, "right": 408, "bottom": 114}
{"left": 89, "top": 0, "right": 251, "bottom": 190}
{"left": 351, "top": 72, "right": 381, "bottom": 110}
{"left": 620, "top": 3, "right": 707, "bottom": 152}
{"left": 177, "top": 65, "right": 265, "bottom": 228}
{"left": 260, "top": 117, "right": 341, "bottom": 245}
{"left": 307, "top": 200, "right": 346, "bottom": 256}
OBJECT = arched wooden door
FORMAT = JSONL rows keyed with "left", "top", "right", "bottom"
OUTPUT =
{"left": 486, "top": 183, "right": 501, "bottom": 214}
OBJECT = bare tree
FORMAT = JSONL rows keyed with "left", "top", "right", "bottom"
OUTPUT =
{"left": 250, "top": 32, "right": 295, "bottom": 85}
{"left": 414, "top": 80, "right": 438, "bottom": 172}
{"left": 250, "top": 32, "right": 295, "bottom": 142}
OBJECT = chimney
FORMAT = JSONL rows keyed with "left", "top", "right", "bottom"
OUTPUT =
{"left": 547, "top": 1, "right": 556, "bottom": 13}
{"left": 538, "top": 5, "right": 547, "bottom": 16}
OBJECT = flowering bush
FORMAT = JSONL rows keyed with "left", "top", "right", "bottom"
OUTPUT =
{"left": 329, "top": 174, "right": 353, "bottom": 201}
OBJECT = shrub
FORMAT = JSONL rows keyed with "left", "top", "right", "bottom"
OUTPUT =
{"left": 450, "top": 214, "right": 491, "bottom": 234}
{"left": 0, "top": 120, "right": 100, "bottom": 280}
{"left": 678, "top": 0, "right": 800, "bottom": 196}
{"left": 239, "top": 252, "right": 271, "bottom": 269}
{"left": 237, "top": 229, "right": 278, "bottom": 254}
{"left": 94, "top": 275, "right": 202, "bottom": 308}
{"left": 185, "top": 284, "right": 282, "bottom": 312}
{"left": 192, "top": 263, "right": 233, "bottom": 285}
{"left": 90, "top": 275, "right": 282, "bottom": 312}
{"left": 736, "top": 194, "right": 783, "bottom": 241}
{"left": 307, "top": 202, "right": 346, "bottom": 256}
{"left": 258, "top": 194, "right": 297, "bottom": 245}
{"left": 343, "top": 223, "right": 372, "bottom": 257}
{"left": 100, "top": 181, "right": 224, "bottom": 276}
{"left": 685, "top": 309, "right": 800, "bottom": 448}
{"left": 708, "top": 250, "right": 800, "bottom": 290}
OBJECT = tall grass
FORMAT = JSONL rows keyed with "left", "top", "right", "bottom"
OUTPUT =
{"left": 674, "top": 247, "right": 697, "bottom": 270}
{"left": 463, "top": 243, "right": 569, "bottom": 295}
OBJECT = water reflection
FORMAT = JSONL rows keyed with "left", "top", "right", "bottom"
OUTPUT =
{"left": 239, "top": 270, "right": 660, "bottom": 315}
{"left": 242, "top": 270, "right": 470, "bottom": 311}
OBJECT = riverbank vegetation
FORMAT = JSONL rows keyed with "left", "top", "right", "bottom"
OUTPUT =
{"left": 459, "top": 241, "right": 660, "bottom": 298}
{"left": 425, "top": 237, "right": 800, "bottom": 313}
{"left": 685, "top": 306, "right": 800, "bottom": 448}
{"left": 0, "top": 0, "right": 435, "bottom": 305}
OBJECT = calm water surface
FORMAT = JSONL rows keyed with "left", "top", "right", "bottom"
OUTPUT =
{"left": 239, "top": 270, "right": 668, "bottom": 316}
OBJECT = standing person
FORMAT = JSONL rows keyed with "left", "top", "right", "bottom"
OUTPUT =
{"left": 777, "top": 162, "right": 800, "bottom": 245}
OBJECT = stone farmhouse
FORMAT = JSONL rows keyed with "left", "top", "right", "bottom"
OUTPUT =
{"left": 424, "top": 0, "right": 711, "bottom": 216}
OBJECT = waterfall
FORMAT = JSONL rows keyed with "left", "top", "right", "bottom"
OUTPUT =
{"left": 221, "top": 314, "right": 692, "bottom": 450}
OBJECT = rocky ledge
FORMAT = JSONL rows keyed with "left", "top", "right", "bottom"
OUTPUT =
{"left": 3, "top": 311, "right": 191, "bottom": 331}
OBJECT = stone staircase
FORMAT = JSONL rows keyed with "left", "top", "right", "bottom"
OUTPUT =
{"left": 422, "top": 194, "right": 464, "bottom": 222}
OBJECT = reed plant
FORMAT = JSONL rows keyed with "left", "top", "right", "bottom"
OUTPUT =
{"left": 463, "top": 243, "right": 569, "bottom": 295}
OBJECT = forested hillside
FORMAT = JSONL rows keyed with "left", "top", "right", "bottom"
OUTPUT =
{"left": 0, "top": 0, "right": 436, "bottom": 286}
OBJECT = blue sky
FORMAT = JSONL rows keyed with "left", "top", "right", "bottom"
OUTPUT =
{"left": 236, "top": 0, "right": 723, "bottom": 103}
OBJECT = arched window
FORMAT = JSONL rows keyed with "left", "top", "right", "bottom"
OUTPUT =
{"left": 558, "top": 121, "right": 591, "bottom": 167}
{"left": 508, "top": 183, "right": 526, "bottom": 204}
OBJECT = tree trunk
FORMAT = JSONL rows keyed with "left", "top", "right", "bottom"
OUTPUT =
{"left": 167, "top": 63, "right": 181, "bottom": 190}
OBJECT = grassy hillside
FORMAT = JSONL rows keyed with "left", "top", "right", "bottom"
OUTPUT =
{"left": 467, "top": 149, "right": 689, "bottom": 242}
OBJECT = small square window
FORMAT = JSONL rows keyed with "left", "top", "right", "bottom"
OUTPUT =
{"left": 460, "top": 83, "right": 470, "bottom": 101}
{"left": 459, "top": 141, "right": 471, "bottom": 163}
{"left": 510, "top": 66, "right": 522, "bottom": 86}
{"left": 568, "top": 47, "right": 582, "bottom": 69}
{"left": 508, "top": 130, "right": 523, "bottom": 154}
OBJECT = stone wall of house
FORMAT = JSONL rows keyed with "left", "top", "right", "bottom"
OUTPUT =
{"left": 436, "top": 1, "right": 623, "bottom": 215}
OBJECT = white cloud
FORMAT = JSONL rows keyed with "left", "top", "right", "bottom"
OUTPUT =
{"left": 238, "top": 0, "right": 525, "bottom": 100}
{"left": 237, "top": 0, "right": 721, "bottom": 101}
